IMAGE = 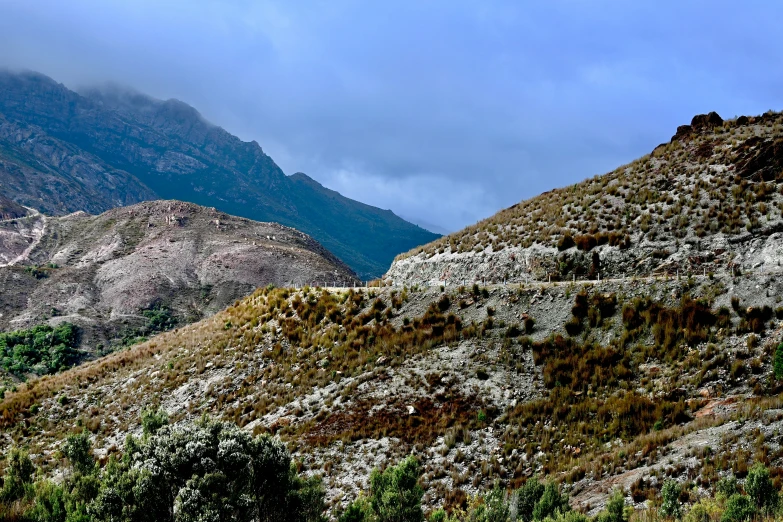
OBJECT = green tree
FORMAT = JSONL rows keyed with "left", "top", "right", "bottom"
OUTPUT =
{"left": 775, "top": 343, "right": 783, "bottom": 380}
{"left": 532, "top": 482, "right": 570, "bottom": 522}
{"left": 659, "top": 480, "right": 682, "bottom": 519}
{"left": 517, "top": 477, "right": 545, "bottom": 522}
{"left": 720, "top": 495, "right": 755, "bottom": 522}
{"left": 369, "top": 456, "right": 424, "bottom": 522}
{"left": 597, "top": 490, "right": 629, "bottom": 522}
{"left": 744, "top": 463, "right": 778, "bottom": 514}
{"left": 0, "top": 447, "right": 35, "bottom": 501}
{"left": 64, "top": 430, "right": 95, "bottom": 476}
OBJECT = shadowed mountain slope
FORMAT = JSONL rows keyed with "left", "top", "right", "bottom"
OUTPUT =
{"left": 0, "top": 71, "right": 439, "bottom": 278}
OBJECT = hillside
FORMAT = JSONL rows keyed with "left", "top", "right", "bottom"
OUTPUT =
{"left": 388, "top": 111, "right": 783, "bottom": 286}
{"left": 0, "top": 200, "right": 356, "bottom": 381}
{"left": 0, "top": 71, "right": 439, "bottom": 278}
{"left": 0, "top": 194, "right": 28, "bottom": 220}
{"left": 5, "top": 112, "right": 783, "bottom": 521}
{"left": 3, "top": 270, "right": 783, "bottom": 515}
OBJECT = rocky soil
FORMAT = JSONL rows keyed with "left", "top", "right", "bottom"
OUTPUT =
{"left": 3, "top": 272, "right": 783, "bottom": 514}
{"left": 388, "top": 112, "right": 783, "bottom": 287}
{"left": 0, "top": 199, "right": 357, "bottom": 361}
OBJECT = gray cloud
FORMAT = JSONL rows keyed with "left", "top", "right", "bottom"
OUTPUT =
{"left": 1, "top": 0, "right": 782, "bottom": 232}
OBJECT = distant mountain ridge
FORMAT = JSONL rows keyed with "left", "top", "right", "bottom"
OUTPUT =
{"left": 0, "top": 70, "right": 439, "bottom": 278}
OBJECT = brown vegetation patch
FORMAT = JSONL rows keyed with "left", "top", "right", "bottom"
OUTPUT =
{"left": 301, "top": 392, "right": 491, "bottom": 447}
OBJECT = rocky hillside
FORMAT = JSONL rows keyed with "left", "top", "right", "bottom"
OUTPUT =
{"left": 3, "top": 269, "right": 783, "bottom": 515}
{"left": 5, "top": 110, "right": 783, "bottom": 520}
{"left": 0, "top": 71, "right": 439, "bottom": 278}
{"left": 0, "top": 194, "right": 29, "bottom": 221}
{"left": 388, "top": 111, "right": 783, "bottom": 286}
{"left": 0, "top": 200, "right": 356, "bottom": 372}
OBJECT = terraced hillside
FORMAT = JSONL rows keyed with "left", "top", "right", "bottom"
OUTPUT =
{"left": 0, "top": 200, "right": 356, "bottom": 382}
{"left": 388, "top": 111, "right": 783, "bottom": 286}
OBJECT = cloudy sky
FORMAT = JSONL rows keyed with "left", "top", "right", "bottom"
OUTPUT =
{"left": 1, "top": 1, "right": 782, "bottom": 233}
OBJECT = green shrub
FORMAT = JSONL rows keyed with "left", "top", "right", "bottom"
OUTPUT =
{"left": 140, "top": 407, "right": 169, "bottom": 437}
{"left": 544, "top": 510, "right": 589, "bottom": 522}
{"left": 467, "top": 487, "right": 509, "bottom": 522}
{"left": 745, "top": 463, "right": 779, "bottom": 514}
{"left": 659, "top": 480, "right": 681, "bottom": 518}
{"left": 532, "top": 482, "right": 570, "bottom": 522}
{"left": 0, "top": 447, "right": 35, "bottom": 502}
{"left": 774, "top": 343, "right": 783, "bottom": 380}
{"left": 340, "top": 497, "right": 372, "bottom": 522}
{"left": 428, "top": 508, "right": 447, "bottom": 522}
{"left": 370, "top": 456, "right": 424, "bottom": 522}
{"left": 64, "top": 430, "right": 95, "bottom": 476}
{"left": 720, "top": 494, "right": 755, "bottom": 522}
{"left": 517, "top": 476, "right": 545, "bottom": 522}
{"left": 716, "top": 476, "right": 739, "bottom": 499}
{"left": 596, "top": 490, "right": 629, "bottom": 522}
{"left": 0, "top": 322, "right": 79, "bottom": 377}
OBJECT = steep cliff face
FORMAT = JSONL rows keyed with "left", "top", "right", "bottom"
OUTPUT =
{"left": 387, "top": 111, "right": 783, "bottom": 285}
{"left": 0, "top": 200, "right": 357, "bottom": 356}
{"left": 0, "top": 71, "right": 439, "bottom": 278}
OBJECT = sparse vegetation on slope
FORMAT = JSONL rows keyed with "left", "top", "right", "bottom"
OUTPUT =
{"left": 0, "top": 200, "right": 357, "bottom": 367}
{"left": 389, "top": 111, "right": 783, "bottom": 285}
{"left": 2, "top": 268, "right": 783, "bottom": 515}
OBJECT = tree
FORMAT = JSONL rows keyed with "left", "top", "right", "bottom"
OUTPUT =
{"left": 369, "top": 456, "right": 424, "bottom": 522}
{"left": 532, "top": 482, "right": 570, "bottom": 522}
{"left": 744, "top": 463, "right": 778, "bottom": 514}
{"left": 64, "top": 430, "right": 95, "bottom": 476}
{"left": 775, "top": 343, "right": 783, "bottom": 380}
{"left": 720, "top": 494, "right": 755, "bottom": 522}
{"left": 659, "top": 480, "right": 681, "bottom": 519}
{"left": 517, "top": 477, "right": 545, "bottom": 522}
{"left": 0, "top": 447, "right": 35, "bottom": 501}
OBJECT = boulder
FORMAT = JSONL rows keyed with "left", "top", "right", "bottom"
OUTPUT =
{"left": 690, "top": 111, "right": 723, "bottom": 130}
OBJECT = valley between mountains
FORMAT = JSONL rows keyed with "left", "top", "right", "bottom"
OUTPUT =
{"left": 4, "top": 108, "right": 783, "bottom": 521}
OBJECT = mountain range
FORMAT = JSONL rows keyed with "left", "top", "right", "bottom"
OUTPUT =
{"left": 0, "top": 70, "right": 439, "bottom": 279}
